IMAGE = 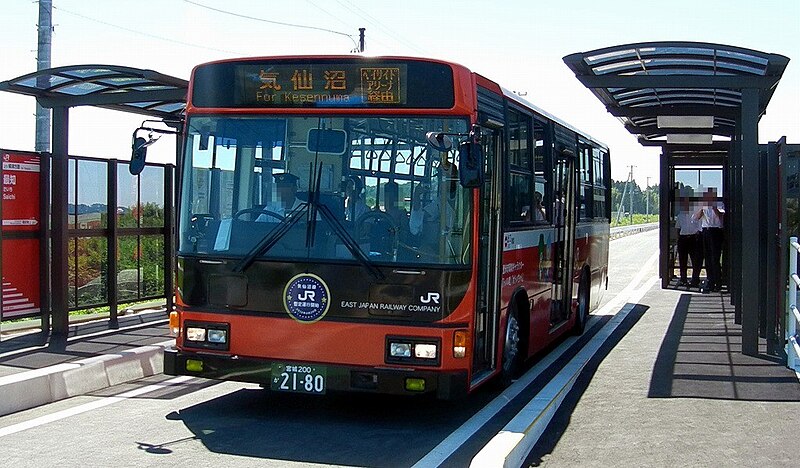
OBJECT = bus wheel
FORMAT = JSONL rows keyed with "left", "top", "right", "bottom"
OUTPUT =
{"left": 573, "top": 274, "right": 590, "bottom": 335}
{"left": 500, "top": 308, "right": 521, "bottom": 386}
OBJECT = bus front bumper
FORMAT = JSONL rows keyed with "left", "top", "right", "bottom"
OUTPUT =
{"left": 163, "top": 347, "right": 469, "bottom": 400}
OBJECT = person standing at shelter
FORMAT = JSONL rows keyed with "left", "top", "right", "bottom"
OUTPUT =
{"left": 675, "top": 196, "right": 703, "bottom": 288}
{"left": 695, "top": 188, "right": 725, "bottom": 293}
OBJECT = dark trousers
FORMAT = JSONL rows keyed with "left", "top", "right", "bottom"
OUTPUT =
{"left": 702, "top": 227, "right": 724, "bottom": 289}
{"left": 677, "top": 233, "right": 703, "bottom": 283}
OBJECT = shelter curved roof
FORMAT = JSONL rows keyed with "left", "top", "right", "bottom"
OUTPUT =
{"left": 563, "top": 42, "right": 789, "bottom": 147}
{"left": 0, "top": 64, "right": 188, "bottom": 120}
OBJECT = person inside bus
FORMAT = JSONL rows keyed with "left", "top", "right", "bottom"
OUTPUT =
{"left": 695, "top": 188, "right": 725, "bottom": 293}
{"left": 383, "top": 181, "right": 408, "bottom": 227}
{"left": 361, "top": 181, "right": 408, "bottom": 257}
{"left": 675, "top": 195, "right": 703, "bottom": 287}
{"left": 344, "top": 175, "right": 368, "bottom": 222}
{"left": 532, "top": 191, "right": 547, "bottom": 223}
{"left": 553, "top": 191, "right": 566, "bottom": 226}
{"left": 409, "top": 181, "right": 453, "bottom": 257}
{"left": 262, "top": 172, "right": 304, "bottom": 219}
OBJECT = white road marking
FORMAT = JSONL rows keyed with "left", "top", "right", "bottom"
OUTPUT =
{"left": 0, "top": 375, "right": 193, "bottom": 438}
{"left": 413, "top": 249, "right": 659, "bottom": 468}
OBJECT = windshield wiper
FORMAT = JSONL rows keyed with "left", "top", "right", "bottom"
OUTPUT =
{"left": 231, "top": 203, "right": 308, "bottom": 273}
{"left": 314, "top": 202, "right": 385, "bottom": 281}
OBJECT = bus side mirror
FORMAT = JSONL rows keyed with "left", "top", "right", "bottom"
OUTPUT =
{"left": 458, "top": 131, "right": 484, "bottom": 188}
{"left": 131, "top": 136, "right": 149, "bottom": 175}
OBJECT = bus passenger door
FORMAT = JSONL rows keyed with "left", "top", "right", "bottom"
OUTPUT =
{"left": 473, "top": 125, "right": 503, "bottom": 378}
{"left": 550, "top": 152, "right": 576, "bottom": 326}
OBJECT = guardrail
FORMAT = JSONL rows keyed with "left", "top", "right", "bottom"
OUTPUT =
{"left": 787, "top": 236, "right": 800, "bottom": 372}
{"left": 610, "top": 222, "right": 659, "bottom": 240}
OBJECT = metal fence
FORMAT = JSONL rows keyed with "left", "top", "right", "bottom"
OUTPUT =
{"left": 65, "top": 155, "right": 174, "bottom": 321}
{"left": 787, "top": 236, "right": 800, "bottom": 372}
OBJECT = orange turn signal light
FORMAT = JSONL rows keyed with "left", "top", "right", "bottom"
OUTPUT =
{"left": 453, "top": 330, "right": 468, "bottom": 358}
{"left": 169, "top": 311, "right": 180, "bottom": 336}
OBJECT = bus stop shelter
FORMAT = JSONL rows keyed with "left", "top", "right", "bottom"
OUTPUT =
{"left": 0, "top": 65, "right": 188, "bottom": 338}
{"left": 563, "top": 41, "right": 790, "bottom": 356}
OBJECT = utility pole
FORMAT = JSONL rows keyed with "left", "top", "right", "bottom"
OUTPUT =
{"left": 615, "top": 177, "right": 628, "bottom": 225}
{"left": 628, "top": 165, "right": 634, "bottom": 225}
{"left": 646, "top": 176, "right": 651, "bottom": 220}
{"left": 36, "top": 0, "right": 53, "bottom": 153}
{"left": 358, "top": 28, "right": 365, "bottom": 53}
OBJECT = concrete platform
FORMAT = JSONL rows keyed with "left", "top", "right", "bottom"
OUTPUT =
{"left": 0, "top": 309, "right": 172, "bottom": 416}
{"left": 526, "top": 284, "right": 800, "bottom": 467}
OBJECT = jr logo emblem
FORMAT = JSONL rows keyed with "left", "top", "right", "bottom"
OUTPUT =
{"left": 297, "top": 290, "right": 316, "bottom": 301}
{"left": 283, "top": 274, "right": 330, "bottom": 323}
{"left": 420, "top": 292, "right": 440, "bottom": 304}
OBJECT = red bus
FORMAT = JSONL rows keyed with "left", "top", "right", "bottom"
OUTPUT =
{"left": 163, "top": 56, "right": 611, "bottom": 399}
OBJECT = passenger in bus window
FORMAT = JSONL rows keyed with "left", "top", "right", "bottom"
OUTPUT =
{"left": 410, "top": 182, "right": 451, "bottom": 256}
{"left": 383, "top": 181, "right": 408, "bottom": 227}
{"left": 533, "top": 191, "right": 547, "bottom": 223}
{"left": 344, "top": 175, "right": 368, "bottom": 222}
{"left": 263, "top": 172, "right": 303, "bottom": 218}
{"left": 553, "top": 192, "right": 566, "bottom": 226}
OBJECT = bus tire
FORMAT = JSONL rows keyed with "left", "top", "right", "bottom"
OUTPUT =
{"left": 572, "top": 272, "right": 590, "bottom": 336}
{"left": 499, "top": 307, "right": 522, "bottom": 387}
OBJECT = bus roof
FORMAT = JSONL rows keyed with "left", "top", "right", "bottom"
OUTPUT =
{"left": 499, "top": 84, "right": 609, "bottom": 151}
{"left": 188, "top": 55, "right": 609, "bottom": 150}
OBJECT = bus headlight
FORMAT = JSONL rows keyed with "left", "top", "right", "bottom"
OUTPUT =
{"left": 186, "top": 327, "right": 206, "bottom": 342}
{"left": 207, "top": 329, "right": 227, "bottom": 344}
{"left": 183, "top": 321, "right": 230, "bottom": 350}
{"left": 386, "top": 337, "right": 440, "bottom": 365}
{"left": 390, "top": 342, "right": 412, "bottom": 358}
{"left": 414, "top": 343, "right": 438, "bottom": 359}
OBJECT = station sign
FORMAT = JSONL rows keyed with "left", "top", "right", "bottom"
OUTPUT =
{"left": 2, "top": 152, "right": 40, "bottom": 231}
{"left": 1, "top": 151, "right": 41, "bottom": 319}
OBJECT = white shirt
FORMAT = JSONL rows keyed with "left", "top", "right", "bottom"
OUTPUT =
{"left": 259, "top": 197, "right": 304, "bottom": 220}
{"left": 676, "top": 211, "right": 701, "bottom": 235}
{"left": 698, "top": 202, "right": 724, "bottom": 229}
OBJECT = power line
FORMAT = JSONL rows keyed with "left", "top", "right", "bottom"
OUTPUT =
{"left": 52, "top": 5, "right": 244, "bottom": 55}
{"left": 303, "top": 0, "right": 355, "bottom": 34}
{"left": 334, "top": 0, "right": 426, "bottom": 54}
{"left": 182, "top": 0, "right": 359, "bottom": 50}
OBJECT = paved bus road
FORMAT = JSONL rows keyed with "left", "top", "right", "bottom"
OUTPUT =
{"left": 0, "top": 231, "right": 658, "bottom": 467}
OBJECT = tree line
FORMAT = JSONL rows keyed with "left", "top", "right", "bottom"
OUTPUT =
{"left": 611, "top": 179, "right": 660, "bottom": 217}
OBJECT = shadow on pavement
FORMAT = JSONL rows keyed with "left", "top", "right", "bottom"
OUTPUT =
{"left": 151, "top": 388, "right": 497, "bottom": 467}
{"left": 648, "top": 293, "right": 800, "bottom": 402}
{"left": 0, "top": 312, "right": 169, "bottom": 370}
{"left": 151, "top": 316, "right": 615, "bottom": 467}
{"left": 525, "top": 303, "right": 649, "bottom": 467}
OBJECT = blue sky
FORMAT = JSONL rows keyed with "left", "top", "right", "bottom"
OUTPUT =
{"left": 1, "top": 0, "right": 798, "bottom": 184}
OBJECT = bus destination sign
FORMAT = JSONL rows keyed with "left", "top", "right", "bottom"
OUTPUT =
{"left": 236, "top": 64, "right": 407, "bottom": 107}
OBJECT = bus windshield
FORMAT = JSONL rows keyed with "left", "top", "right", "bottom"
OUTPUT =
{"left": 179, "top": 115, "right": 472, "bottom": 267}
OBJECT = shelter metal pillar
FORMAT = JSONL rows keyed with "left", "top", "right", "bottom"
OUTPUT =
{"left": 107, "top": 160, "right": 119, "bottom": 329}
{"left": 50, "top": 105, "right": 70, "bottom": 339}
{"left": 740, "top": 88, "right": 760, "bottom": 356}
{"left": 165, "top": 163, "right": 175, "bottom": 313}
{"left": 659, "top": 151, "right": 670, "bottom": 288}
{"left": 731, "top": 121, "right": 742, "bottom": 323}
{"left": 40, "top": 151, "right": 51, "bottom": 335}
{"left": 764, "top": 142, "right": 780, "bottom": 353}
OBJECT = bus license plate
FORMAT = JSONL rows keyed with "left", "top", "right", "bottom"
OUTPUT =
{"left": 271, "top": 363, "right": 326, "bottom": 394}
